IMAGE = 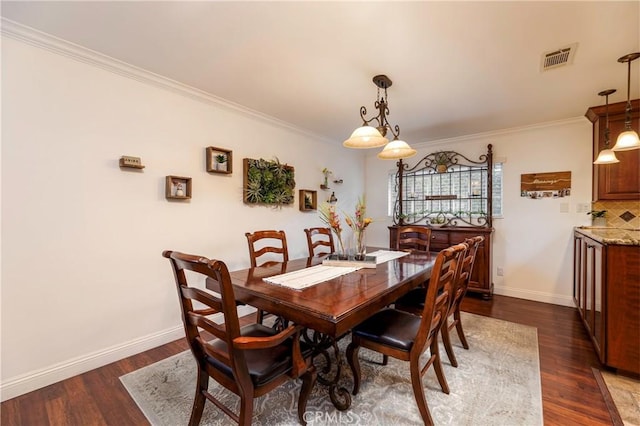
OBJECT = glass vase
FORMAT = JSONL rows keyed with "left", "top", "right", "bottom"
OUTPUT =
{"left": 354, "top": 230, "right": 366, "bottom": 261}
{"left": 336, "top": 234, "right": 348, "bottom": 260}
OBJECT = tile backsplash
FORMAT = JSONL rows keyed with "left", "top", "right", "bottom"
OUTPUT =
{"left": 592, "top": 200, "right": 640, "bottom": 229}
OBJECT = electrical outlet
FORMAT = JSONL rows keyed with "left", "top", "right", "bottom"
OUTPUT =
{"left": 577, "top": 203, "right": 591, "bottom": 213}
{"left": 497, "top": 267, "right": 504, "bottom": 276}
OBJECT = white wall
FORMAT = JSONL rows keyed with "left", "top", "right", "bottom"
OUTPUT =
{"left": 364, "top": 119, "right": 593, "bottom": 306}
{"left": 1, "top": 34, "right": 365, "bottom": 399}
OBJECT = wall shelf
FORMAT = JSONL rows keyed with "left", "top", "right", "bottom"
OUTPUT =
{"left": 166, "top": 176, "right": 192, "bottom": 200}
{"left": 206, "top": 146, "right": 232, "bottom": 174}
{"left": 119, "top": 156, "right": 145, "bottom": 169}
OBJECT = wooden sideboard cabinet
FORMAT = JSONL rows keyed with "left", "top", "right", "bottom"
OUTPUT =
{"left": 573, "top": 229, "right": 640, "bottom": 374}
{"left": 586, "top": 99, "right": 640, "bottom": 201}
{"left": 389, "top": 225, "right": 493, "bottom": 299}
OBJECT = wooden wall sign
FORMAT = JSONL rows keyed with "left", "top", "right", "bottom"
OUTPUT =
{"left": 521, "top": 171, "right": 571, "bottom": 199}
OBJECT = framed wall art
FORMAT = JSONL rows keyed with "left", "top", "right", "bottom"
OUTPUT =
{"left": 243, "top": 158, "right": 295, "bottom": 206}
{"left": 299, "top": 189, "right": 317, "bottom": 211}
{"left": 521, "top": 171, "right": 571, "bottom": 199}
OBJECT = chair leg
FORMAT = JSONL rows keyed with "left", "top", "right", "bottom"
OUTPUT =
{"left": 346, "top": 342, "right": 361, "bottom": 395}
{"left": 454, "top": 309, "right": 469, "bottom": 349}
{"left": 440, "top": 319, "right": 459, "bottom": 368}
{"left": 297, "top": 366, "right": 317, "bottom": 426}
{"left": 188, "top": 369, "right": 209, "bottom": 426}
{"left": 382, "top": 354, "right": 388, "bottom": 365}
{"left": 256, "top": 309, "right": 264, "bottom": 324}
{"left": 409, "top": 358, "right": 435, "bottom": 426}
{"left": 238, "top": 394, "right": 254, "bottom": 426}
{"left": 430, "top": 338, "right": 450, "bottom": 394}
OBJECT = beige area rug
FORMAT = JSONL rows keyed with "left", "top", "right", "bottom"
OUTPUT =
{"left": 120, "top": 313, "right": 542, "bottom": 425}
{"left": 594, "top": 368, "right": 640, "bottom": 426}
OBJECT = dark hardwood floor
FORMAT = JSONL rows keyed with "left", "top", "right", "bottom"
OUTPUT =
{"left": 1, "top": 295, "right": 614, "bottom": 425}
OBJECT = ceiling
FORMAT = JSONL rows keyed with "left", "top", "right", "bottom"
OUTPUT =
{"left": 2, "top": 1, "right": 639, "bottom": 145}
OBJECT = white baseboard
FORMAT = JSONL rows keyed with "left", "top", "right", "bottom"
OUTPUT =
{"left": 494, "top": 285, "right": 575, "bottom": 307}
{"left": 1, "top": 304, "right": 259, "bottom": 402}
{"left": 1, "top": 325, "right": 184, "bottom": 402}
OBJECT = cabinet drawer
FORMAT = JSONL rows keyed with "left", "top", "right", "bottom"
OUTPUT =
{"left": 430, "top": 231, "right": 449, "bottom": 246}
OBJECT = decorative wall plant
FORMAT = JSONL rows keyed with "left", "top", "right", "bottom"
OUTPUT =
{"left": 243, "top": 158, "right": 295, "bottom": 206}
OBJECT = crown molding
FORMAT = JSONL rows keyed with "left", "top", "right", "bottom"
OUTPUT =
{"left": 1, "top": 18, "right": 333, "bottom": 144}
{"left": 410, "top": 116, "right": 587, "bottom": 150}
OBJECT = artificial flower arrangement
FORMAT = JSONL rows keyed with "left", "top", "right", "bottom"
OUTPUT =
{"left": 345, "top": 197, "right": 373, "bottom": 260}
{"left": 319, "top": 202, "right": 345, "bottom": 256}
{"left": 319, "top": 196, "right": 373, "bottom": 260}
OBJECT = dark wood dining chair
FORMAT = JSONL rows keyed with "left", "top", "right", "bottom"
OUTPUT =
{"left": 395, "top": 236, "right": 483, "bottom": 368}
{"left": 245, "top": 230, "right": 289, "bottom": 323}
{"left": 395, "top": 225, "right": 432, "bottom": 252}
{"left": 346, "top": 243, "right": 468, "bottom": 425}
{"left": 439, "top": 236, "right": 484, "bottom": 366}
{"left": 163, "top": 250, "right": 316, "bottom": 426}
{"left": 246, "top": 230, "right": 289, "bottom": 267}
{"left": 304, "top": 227, "right": 335, "bottom": 257}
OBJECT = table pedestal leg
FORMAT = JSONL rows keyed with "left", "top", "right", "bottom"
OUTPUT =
{"left": 303, "top": 330, "right": 352, "bottom": 410}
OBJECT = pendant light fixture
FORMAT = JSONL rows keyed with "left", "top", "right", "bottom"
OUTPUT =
{"left": 611, "top": 52, "right": 640, "bottom": 151}
{"left": 343, "top": 74, "right": 416, "bottom": 160}
{"left": 593, "top": 89, "right": 620, "bottom": 164}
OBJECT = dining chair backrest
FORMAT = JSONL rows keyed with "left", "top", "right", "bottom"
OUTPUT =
{"left": 396, "top": 226, "right": 432, "bottom": 253}
{"left": 450, "top": 236, "right": 484, "bottom": 310}
{"left": 164, "top": 250, "right": 242, "bottom": 359}
{"left": 414, "top": 242, "right": 468, "bottom": 355}
{"left": 245, "top": 230, "right": 289, "bottom": 267}
{"left": 304, "top": 227, "right": 335, "bottom": 257}
{"left": 162, "top": 250, "right": 316, "bottom": 425}
{"left": 438, "top": 235, "right": 484, "bottom": 368}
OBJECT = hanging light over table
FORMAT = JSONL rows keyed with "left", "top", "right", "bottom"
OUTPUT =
{"left": 593, "top": 89, "right": 620, "bottom": 164}
{"left": 611, "top": 52, "right": 640, "bottom": 151}
{"left": 343, "top": 74, "right": 416, "bottom": 160}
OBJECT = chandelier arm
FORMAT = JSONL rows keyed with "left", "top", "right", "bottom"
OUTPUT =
{"left": 358, "top": 104, "right": 384, "bottom": 129}
{"left": 390, "top": 124, "right": 400, "bottom": 140}
{"left": 358, "top": 106, "right": 370, "bottom": 124}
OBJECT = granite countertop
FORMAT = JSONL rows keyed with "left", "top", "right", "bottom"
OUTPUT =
{"left": 575, "top": 227, "right": 640, "bottom": 246}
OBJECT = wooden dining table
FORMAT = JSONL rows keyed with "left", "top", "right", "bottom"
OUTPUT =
{"left": 206, "top": 248, "right": 437, "bottom": 410}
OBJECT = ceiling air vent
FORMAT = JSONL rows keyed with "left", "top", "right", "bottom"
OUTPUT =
{"left": 541, "top": 43, "right": 578, "bottom": 71}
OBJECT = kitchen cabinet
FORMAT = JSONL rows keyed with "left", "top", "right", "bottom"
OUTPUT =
{"left": 586, "top": 99, "right": 640, "bottom": 200}
{"left": 389, "top": 225, "right": 493, "bottom": 299}
{"left": 573, "top": 228, "right": 640, "bottom": 374}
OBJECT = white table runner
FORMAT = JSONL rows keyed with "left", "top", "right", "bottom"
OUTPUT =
{"left": 262, "top": 265, "right": 359, "bottom": 290}
{"left": 367, "top": 250, "right": 410, "bottom": 264}
{"left": 262, "top": 251, "right": 409, "bottom": 290}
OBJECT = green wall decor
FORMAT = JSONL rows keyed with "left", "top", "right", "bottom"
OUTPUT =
{"left": 243, "top": 158, "right": 295, "bottom": 206}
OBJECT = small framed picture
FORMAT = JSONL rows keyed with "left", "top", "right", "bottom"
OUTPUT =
{"left": 299, "top": 189, "right": 317, "bottom": 211}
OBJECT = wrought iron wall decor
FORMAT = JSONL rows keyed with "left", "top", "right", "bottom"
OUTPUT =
{"left": 243, "top": 158, "right": 295, "bottom": 206}
{"left": 392, "top": 144, "right": 493, "bottom": 227}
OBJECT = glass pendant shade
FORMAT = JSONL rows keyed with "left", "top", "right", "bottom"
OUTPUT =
{"left": 343, "top": 126, "right": 388, "bottom": 148}
{"left": 612, "top": 129, "right": 640, "bottom": 151}
{"left": 593, "top": 148, "right": 619, "bottom": 164}
{"left": 612, "top": 53, "right": 640, "bottom": 151}
{"left": 377, "top": 139, "right": 417, "bottom": 160}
